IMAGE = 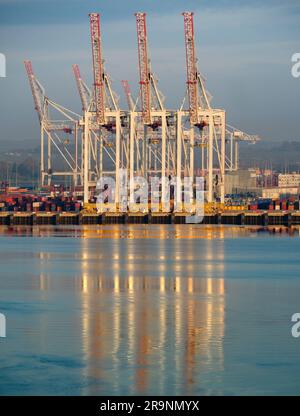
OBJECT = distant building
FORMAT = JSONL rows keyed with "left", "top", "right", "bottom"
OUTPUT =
{"left": 225, "top": 169, "right": 258, "bottom": 194}
{"left": 262, "top": 187, "right": 298, "bottom": 199}
{"left": 278, "top": 173, "right": 300, "bottom": 188}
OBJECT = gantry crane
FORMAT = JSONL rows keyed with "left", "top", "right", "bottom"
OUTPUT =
{"left": 182, "top": 12, "right": 226, "bottom": 203}
{"left": 82, "top": 13, "right": 126, "bottom": 206}
{"left": 24, "top": 60, "right": 81, "bottom": 186}
{"left": 134, "top": 12, "right": 177, "bottom": 210}
{"left": 226, "top": 125, "right": 261, "bottom": 171}
{"left": 25, "top": 11, "right": 261, "bottom": 210}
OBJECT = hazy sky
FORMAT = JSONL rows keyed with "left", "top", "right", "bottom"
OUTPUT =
{"left": 0, "top": 0, "right": 300, "bottom": 145}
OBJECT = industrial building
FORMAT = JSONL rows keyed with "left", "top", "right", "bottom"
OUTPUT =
{"left": 278, "top": 173, "right": 300, "bottom": 188}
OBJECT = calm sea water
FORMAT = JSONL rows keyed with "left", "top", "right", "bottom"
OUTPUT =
{"left": 1, "top": 225, "right": 300, "bottom": 396}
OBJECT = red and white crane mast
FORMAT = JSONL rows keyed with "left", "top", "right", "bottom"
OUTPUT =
{"left": 89, "top": 13, "right": 105, "bottom": 124}
{"left": 135, "top": 12, "right": 151, "bottom": 124}
{"left": 182, "top": 12, "right": 199, "bottom": 126}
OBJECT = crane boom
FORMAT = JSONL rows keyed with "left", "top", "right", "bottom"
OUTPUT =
{"left": 89, "top": 13, "right": 105, "bottom": 124}
{"left": 24, "top": 60, "right": 44, "bottom": 122}
{"left": 183, "top": 12, "right": 199, "bottom": 125}
{"left": 135, "top": 12, "right": 151, "bottom": 124}
{"left": 121, "top": 80, "right": 135, "bottom": 111}
{"left": 72, "top": 64, "right": 90, "bottom": 112}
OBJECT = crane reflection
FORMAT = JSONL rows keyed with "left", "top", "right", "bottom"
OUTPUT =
{"left": 77, "top": 225, "right": 225, "bottom": 395}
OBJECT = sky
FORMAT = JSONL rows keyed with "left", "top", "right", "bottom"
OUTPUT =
{"left": 0, "top": 0, "right": 300, "bottom": 146}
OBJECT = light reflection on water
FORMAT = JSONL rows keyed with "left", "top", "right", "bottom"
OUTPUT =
{"left": 76, "top": 235, "right": 224, "bottom": 395}
{"left": 0, "top": 223, "right": 299, "bottom": 239}
{"left": 1, "top": 225, "right": 300, "bottom": 395}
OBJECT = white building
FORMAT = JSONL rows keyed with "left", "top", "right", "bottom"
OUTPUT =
{"left": 278, "top": 173, "right": 300, "bottom": 188}
{"left": 262, "top": 187, "right": 298, "bottom": 199}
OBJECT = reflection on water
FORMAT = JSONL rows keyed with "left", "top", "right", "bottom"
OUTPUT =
{"left": 78, "top": 237, "right": 225, "bottom": 395}
{"left": 1, "top": 225, "right": 300, "bottom": 395}
{"left": 0, "top": 223, "right": 299, "bottom": 239}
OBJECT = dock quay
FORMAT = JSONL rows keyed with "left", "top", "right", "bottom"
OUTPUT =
{"left": 1, "top": 211, "right": 300, "bottom": 226}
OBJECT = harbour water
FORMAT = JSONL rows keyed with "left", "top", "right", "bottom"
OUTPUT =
{"left": 0, "top": 225, "right": 300, "bottom": 396}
